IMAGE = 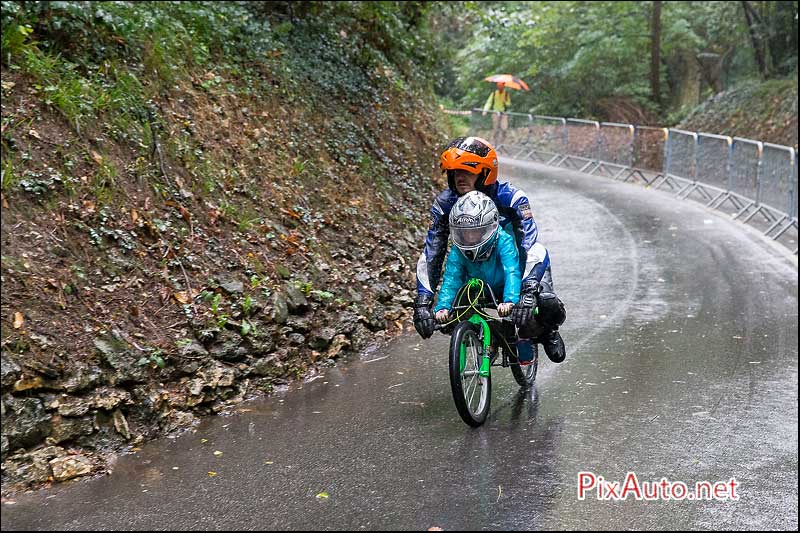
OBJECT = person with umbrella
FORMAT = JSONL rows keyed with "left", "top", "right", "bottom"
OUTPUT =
{"left": 482, "top": 74, "right": 529, "bottom": 145}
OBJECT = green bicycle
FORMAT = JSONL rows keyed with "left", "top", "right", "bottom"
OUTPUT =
{"left": 436, "top": 278, "right": 538, "bottom": 427}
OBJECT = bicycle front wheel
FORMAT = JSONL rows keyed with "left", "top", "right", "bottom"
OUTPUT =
{"left": 449, "top": 321, "right": 491, "bottom": 427}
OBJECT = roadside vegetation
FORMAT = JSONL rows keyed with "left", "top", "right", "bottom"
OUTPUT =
{"left": 1, "top": 1, "right": 449, "bottom": 493}
{"left": 433, "top": 0, "right": 797, "bottom": 136}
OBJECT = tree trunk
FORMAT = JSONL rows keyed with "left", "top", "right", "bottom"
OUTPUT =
{"left": 650, "top": 1, "right": 662, "bottom": 106}
{"left": 741, "top": 1, "right": 768, "bottom": 79}
{"left": 697, "top": 52, "right": 725, "bottom": 94}
{"left": 765, "top": 0, "right": 798, "bottom": 76}
{"left": 670, "top": 48, "right": 702, "bottom": 110}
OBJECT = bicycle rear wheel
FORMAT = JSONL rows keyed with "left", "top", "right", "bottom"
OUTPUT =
{"left": 449, "top": 321, "right": 491, "bottom": 427}
{"left": 509, "top": 344, "right": 538, "bottom": 389}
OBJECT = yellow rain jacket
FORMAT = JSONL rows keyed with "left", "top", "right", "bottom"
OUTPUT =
{"left": 483, "top": 89, "right": 510, "bottom": 112}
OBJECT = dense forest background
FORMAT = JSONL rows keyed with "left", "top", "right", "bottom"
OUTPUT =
{"left": 432, "top": 1, "right": 798, "bottom": 128}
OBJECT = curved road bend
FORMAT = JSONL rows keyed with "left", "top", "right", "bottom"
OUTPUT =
{"left": 2, "top": 157, "right": 797, "bottom": 530}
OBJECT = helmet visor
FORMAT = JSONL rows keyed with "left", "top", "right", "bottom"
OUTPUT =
{"left": 452, "top": 222, "right": 496, "bottom": 250}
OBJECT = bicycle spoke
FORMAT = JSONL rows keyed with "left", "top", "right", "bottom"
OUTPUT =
{"left": 468, "top": 376, "right": 481, "bottom": 403}
{"left": 464, "top": 340, "right": 482, "bottom": 412}
{"left": 465, "top": 366, "right": 478, "bottom": 398}
{"left": 467, "top": 377, "right": 478, "bottom": 408}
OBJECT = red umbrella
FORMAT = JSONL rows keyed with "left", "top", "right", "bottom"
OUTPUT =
{"left": 484, "top": 74, "right": 529, "bottom": 91}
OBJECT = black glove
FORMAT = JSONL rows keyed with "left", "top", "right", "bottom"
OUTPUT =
{"left": 413, "top": 294, "right": 436, "bottom": 339}
{"left": 512, "top": 280, "right": 540, "bottom": 328}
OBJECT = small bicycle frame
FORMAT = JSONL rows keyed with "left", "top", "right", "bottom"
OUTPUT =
{"left": 437, "top": 278, "right": 538, "bottom": 427}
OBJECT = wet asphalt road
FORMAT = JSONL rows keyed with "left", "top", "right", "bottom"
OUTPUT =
{"left": 2, "top": 158, "right": 797, "bottom": 531}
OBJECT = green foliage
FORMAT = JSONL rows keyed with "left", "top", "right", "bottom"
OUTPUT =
{"left": 257, "top": 1, "right": 439, "bottom": 104}
{"left": 210, "top": 293, "right": 222, "bottom": 315}
{"left": 18, "top": 168, "right": 64, "bottom": 197}
{"left": 215, "top": 199, "right": 261, "bottom": 233}
{"left": 357, "top": 153, "right": 375, "bottom": 177}
{"left": 0, "top": 1, "right": 276, "bottom": 141}
{"left": 311, "top": 289, "right": 334, "bottom": 300}
{"left": 242, "top": 295, "right": 254, "bottom": 317}
{"left": 138, "top": 349, "right": 166, "bottom": 369}
{"left": 1, "top": 1, "right": 275, "bottom": 68}
{"left": 664, "top": 103, "right": 697, "bottom": 128}
{"left": 0, "top": 0, "right": 445, "bottom": 151}
{"left": 275, "top": 264, "right": 291, "bottom": 279}
{"left": 677, "top": 77, "right": 797, "bottom": 144}
{"left": 0, "top": 22, "right": 33, "bottom": 60}
{"left": 739, "top": 1, "right": 799, "bottom": 77}
{"left": 1, "top": 158, "right": 18, "bottom": 191}
{"left": 290, "top": 157, "right": 308, "bottom": 177}
{"left": 298, "top": 281, "right": 313, "bottom": 295}
{"left": 434, "top": 1, "right": 797, "bottom": 120}
{"left": 240, "top": 319, "right": 255, "bottom": 336}
{"left": 438, "top": 2, "right": 659, "bottom": 117}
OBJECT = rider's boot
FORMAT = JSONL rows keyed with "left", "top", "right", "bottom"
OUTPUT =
{"left": 539, "top": 329, "right": 566, "bottom": 363}
{"left": 516, "top": 337, "right": 535, "bottom": 365}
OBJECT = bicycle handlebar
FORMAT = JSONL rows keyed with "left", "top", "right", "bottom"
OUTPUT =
{"left": 432, "top": 278, "right": 516, "bottom": 332}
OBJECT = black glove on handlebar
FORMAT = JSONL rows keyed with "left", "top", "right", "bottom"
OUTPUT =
{"left": 512, "top": 280, "right": 540, "bottom": 328}
{"left": 413, "top": 294, "right": 436, "bottom": 339}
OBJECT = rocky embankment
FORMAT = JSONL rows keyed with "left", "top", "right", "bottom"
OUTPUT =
{"left": 1, "top": 56, "right": 447, "bottom": 496}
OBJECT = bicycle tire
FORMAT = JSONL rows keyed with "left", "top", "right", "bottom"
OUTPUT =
{"left": 449, "top": 321, "right": 491, "bottom": 427}
{"left": 509, "top": 344, "right": 538, "bottom": 389}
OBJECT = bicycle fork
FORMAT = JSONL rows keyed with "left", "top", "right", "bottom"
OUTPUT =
{"left": 464, "top": 315, "right": 492, "bottom": 378}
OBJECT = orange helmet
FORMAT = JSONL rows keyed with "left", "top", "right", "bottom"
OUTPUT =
{"left": 440, "top": 136, "right": 499, "bottom": 192}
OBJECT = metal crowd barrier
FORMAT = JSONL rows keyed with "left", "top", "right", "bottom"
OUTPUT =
{"left": 628, "top": 126, "right": 668, "bottom": 185}
{"left": 561, "top": 119, "right": 600, "bottom": 172}
{"left": 525, "top": 116, "right": 567, "bottom": 165}
{"left": 465, "top": 109, "right": 798, "bottom": 255}
{"left": 592, "top": 123, "right": 635, "bottom": 179}
{"left": 719, "top": 137, "right": 762, "bottom": 214}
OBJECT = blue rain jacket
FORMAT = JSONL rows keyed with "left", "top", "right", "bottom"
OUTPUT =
{"left": 434, "top": 227, "right": 521, "bottom": 312}
{"left": 416, "top": 181, "right": 549, "bottom": 299}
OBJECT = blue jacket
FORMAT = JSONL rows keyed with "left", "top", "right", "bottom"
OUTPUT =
{"left": 434, "top": 227, "right": 521, "bottom": 312}
{"left": 417, "top": 181, "right": 549, "bottom": 298}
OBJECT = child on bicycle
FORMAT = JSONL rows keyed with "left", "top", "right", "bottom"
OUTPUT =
{"left": 433, "top": 191, "right": 532, "bottom": 361}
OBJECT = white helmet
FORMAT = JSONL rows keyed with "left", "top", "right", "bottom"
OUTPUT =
{"left": 449, "top": 191, "right": 499, "bottom": 262}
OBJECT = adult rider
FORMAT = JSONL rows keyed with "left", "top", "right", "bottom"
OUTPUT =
{"left": 412, "top": 136, "right": 567, "bottom": 363}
